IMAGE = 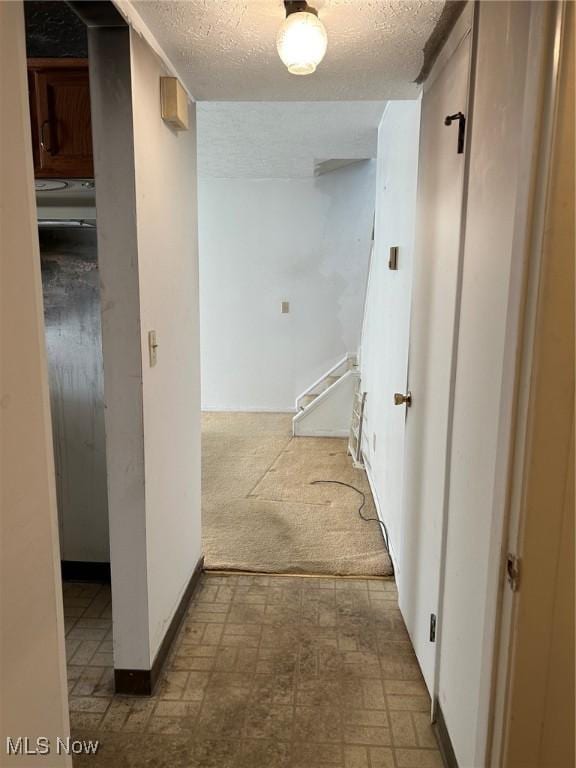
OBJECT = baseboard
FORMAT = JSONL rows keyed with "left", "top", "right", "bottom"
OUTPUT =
{"left": 363, "top": 458, "right": 401, "bottom": 579}
{"left": 433, "top": 699, "right": 459, "bottom": 768}
{"left": 293, "top": 429, "right": 350, "bottom": 437}
{"left": 201, "top": 406, "right": 296, "bottom": 414}
{"left": 114, "top": 556, "right": 204, "bottom": 696}
{"left": 61, "top": 560, "right": 111, "bottom": 583}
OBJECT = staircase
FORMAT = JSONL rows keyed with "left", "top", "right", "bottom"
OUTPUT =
{"left": 292, "top": 355, "right": 359, "bottom": 437}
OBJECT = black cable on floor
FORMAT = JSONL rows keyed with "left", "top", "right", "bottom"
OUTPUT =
{"left": 310, "top": 479, "right": 391, "bottom": 553}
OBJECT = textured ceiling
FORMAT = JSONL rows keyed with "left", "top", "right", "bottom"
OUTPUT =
{"left": 133, "top": 0, "right": 445, "bottom": 101}
{"left": 197, "top": 101, "right": 386, "bottom": 178}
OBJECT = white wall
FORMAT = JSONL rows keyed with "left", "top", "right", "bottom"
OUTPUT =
{"left": 437, "top": 3, "right": 533, "bottom": 765}
{"left": 359, "top": 101, "right": 421, "bottom": 581}
{"left": 198, "top": 161, "right": 376, "bottom": 411}
{"left": 0, "top": 2, "right": 71, "bottom": 763}
{"left": 90, "top": 27, "right": 202, "bottom": 671}
{"left": 130, "top": 31, "right": 202, "bottom": 660}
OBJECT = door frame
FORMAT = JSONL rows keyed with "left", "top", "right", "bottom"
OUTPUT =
{"left": 487, "top": 1, "right": 572, "bottom": 763}
{"left": 398, "top": 0, "right": 477, "bottom": 708}
{"left": 430, "top": 0, "right": 478, "bottom": 718}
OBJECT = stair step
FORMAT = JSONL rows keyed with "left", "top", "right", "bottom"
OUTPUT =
{"left": 309, "top": 375, "right": 340, "bottom": 397}
{"left": 296, "top": 360, "right": 355, "bottom": 413}
{"left": 300, "top": 394, "right": 318, "bottom": 408}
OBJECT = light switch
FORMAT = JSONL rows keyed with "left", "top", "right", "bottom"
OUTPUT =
{"left": 281, "top": 301, "right": 290, "bottom": 314}
{"left": 148, "top": 330, "right": 158, "bottom": 367}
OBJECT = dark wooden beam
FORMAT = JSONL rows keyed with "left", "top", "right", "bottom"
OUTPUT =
{"left": 66, "top": 1, "right": 126, "bottom": 28}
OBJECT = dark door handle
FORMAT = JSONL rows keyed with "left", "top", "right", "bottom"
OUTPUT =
{"left": 40, "top": 119, "right": 52, "bottom": 154}
{"left": 444, "top": 112, "right": 466, "bottom": 154}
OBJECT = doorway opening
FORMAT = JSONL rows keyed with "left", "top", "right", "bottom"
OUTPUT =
{"left": 196, "top": 103, "right": 392, "bottom": 578}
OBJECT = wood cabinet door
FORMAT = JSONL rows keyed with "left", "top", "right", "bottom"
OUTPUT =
{"left": 29, "top": 60, "right": 94, "bottom": 178}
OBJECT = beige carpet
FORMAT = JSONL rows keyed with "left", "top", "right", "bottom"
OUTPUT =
{"left": 202, "top": 412, "right": 393, "bottom": 576}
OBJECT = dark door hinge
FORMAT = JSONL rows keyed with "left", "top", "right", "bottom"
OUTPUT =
{"left": 429, "top": 613, "right": 437, "bottom": 642}
{"left": 444, "top": 111, "right": 466, "bottom": 154}
{"left": 506, "top": 553, "right": 520, "bottom": 592}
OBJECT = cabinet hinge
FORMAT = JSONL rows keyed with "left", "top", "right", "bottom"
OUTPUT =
{"left": 506, "top": 553, "right": 521, "bottom": 592}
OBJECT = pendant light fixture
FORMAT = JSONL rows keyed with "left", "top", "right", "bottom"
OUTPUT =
{"left": 276, "top": 0, "right": 328, "bottom": 76}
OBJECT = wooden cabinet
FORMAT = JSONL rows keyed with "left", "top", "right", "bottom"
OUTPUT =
{"left": 28, "top": 59, "right": 94, "bottom": 178}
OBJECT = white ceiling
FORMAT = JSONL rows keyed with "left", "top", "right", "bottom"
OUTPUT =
{"left": 197, "top": 101, "right": 386, "bottom": 178}
{"left": 133, "top": 0, "right": 445, "bottom": 101}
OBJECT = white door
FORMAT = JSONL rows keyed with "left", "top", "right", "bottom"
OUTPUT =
{"left": 364, "top": 101, "right": 422, "bottom": 571}
{"left": 359, "top": 101, "right": 421, "bottom": 577}
{"left": 398, "top": 24, "right": 472, "bottom": 693}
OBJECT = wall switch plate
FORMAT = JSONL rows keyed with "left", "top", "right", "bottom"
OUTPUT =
{"left": 281, "top": 301, "right": 290, "bottom": 314}
{"left": 148, "top": 330, "right": 158, "bottom": 367}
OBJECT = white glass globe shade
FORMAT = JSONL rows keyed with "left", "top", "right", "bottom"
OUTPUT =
{"left": 276, "top": 11, "right": 328, "bottom": 75}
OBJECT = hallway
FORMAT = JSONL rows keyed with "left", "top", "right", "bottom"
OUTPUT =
{"left": 4, "top": 2, "right": 574, "bottom": 765}
{"left": 43, "top": 89, "right": 428, "bottom": 763}
{"left": 69, "top": 573, "right": 441, "bottom": 768}
{"left": 65, "top": 418, "right": 438, "bottom": 766}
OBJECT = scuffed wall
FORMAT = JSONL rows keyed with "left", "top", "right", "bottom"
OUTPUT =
{"left": 359, "top": 100, "right": 421, "bottom": 581}
{"left": 40, "top": 227, "right": 109, "bottom": 563}
{"left": 90, "top": 25, "right": 202, "bottom": 670}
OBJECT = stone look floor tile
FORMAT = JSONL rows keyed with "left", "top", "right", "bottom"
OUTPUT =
{"left": 237, "top": 739, "right": 292, "bottom": 768}
{"left": 394, "top": 748, "right": 444, "bottom": 768}
{"left": 411, "top": 713, "right": 439, "bottom": 749}
{"left": 72, "top": 667, "right": 108, "bottom": 696}
{"left": 344, "top": 745, "right": 371, "bottom": 768}
{"left": 154, "top": 700, "right": 202, "bottom": 719}
{"left": 70, "top": 712, "right": 105, "bottom": 730}
{"left": 69, "top": 696, "right": 111, "bottom": 714}
{"left": 389, "top": 711, "right": 418, "bottom": 747}
{"left": 370, "top": 748, "right": 397, "bottom": 768}
{"left": 65, "top": 573, "right": 443, "bottom": 768}
{"left": 245, "top": 704, "right": 294, "bottom": 740}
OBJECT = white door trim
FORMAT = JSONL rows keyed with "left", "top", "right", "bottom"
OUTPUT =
{"left": 430, "top": 0, "right": 478, "bottom": 721}
{"left": 486, "top": 2, "right": 566, "bottom": 763}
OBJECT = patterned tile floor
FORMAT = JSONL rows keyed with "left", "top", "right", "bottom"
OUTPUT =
{"left": 66, "top": 574, "right": 443, "bottom": 768}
